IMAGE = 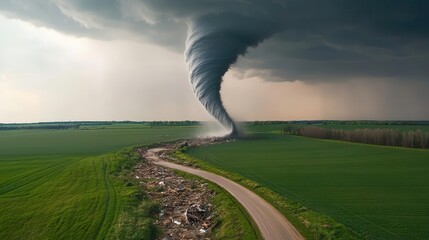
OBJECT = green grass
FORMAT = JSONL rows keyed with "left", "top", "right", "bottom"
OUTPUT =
{"left": 108, "top": 149, "right": 160, "bottom": 240}
{"left": 186, "top": 133, "right": 429, "bottom": 239}
{"left": 241, "top": 124, "right": 285, "bottom": 134}
{"left": 0, "top": 126, "right": 196, "bottom": 239}
{"left": 1, "top": 154, "right": 117, "bottom": 239}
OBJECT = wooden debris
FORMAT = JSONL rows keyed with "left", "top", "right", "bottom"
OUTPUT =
{"left": 134, "top": 151, "right": 217, "bottom": 240}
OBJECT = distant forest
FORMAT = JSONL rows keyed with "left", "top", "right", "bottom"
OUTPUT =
{"left": 0, "top": 121, "right": 200, "bottom": 130}
{"left": 247, "top": 120, "right": 429, "bottom": 126}
{"left": 282, "top": 125, "right": 429, "bottom": 149}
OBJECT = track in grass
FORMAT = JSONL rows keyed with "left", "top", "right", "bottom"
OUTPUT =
{"left": 95, "top": 160, "right": 118, "bottom": 240}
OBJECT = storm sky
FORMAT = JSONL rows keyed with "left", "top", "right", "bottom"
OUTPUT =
{"left": 1, "top": 0, "right": 428, "bottom": 123}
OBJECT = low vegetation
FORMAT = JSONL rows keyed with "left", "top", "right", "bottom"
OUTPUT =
{"left": 108, "top": 149, "right": 160, "bottom": 239}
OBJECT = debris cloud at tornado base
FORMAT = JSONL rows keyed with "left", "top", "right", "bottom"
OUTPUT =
{"left": 185, "top": 14, "right": 277, "bottom": 136}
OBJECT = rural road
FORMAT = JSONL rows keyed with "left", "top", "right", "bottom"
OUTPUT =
{"left": 144, "top": 148, "right": 304, "bottom": 240}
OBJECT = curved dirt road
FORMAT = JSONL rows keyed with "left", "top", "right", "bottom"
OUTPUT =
{"left": 144, "top": 148, "right": 304, "bottom": 240}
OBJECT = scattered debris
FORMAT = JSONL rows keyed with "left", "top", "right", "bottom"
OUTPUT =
{"left": 134, "top": 146, "right": 219, "bottom": 240}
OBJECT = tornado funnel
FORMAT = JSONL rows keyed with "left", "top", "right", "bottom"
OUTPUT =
{"left": 185, "top": 14, "right": 276, "bottom": 136}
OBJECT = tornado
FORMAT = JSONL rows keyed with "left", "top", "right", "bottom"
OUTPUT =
{"left": 185, "top": 14, "right": 277, "bottom": 136}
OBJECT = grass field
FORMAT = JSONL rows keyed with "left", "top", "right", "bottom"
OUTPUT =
{"left": 0, "top": 126, "right": 196, "bottom": 155}
{"left": 187, "top": 132, "right": 429, "bottom": 239}
{"left": 0, "top": 126, "right": 196, "bottom": 239}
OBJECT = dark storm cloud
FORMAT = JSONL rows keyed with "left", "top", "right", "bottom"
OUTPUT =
{"left": 0, "top": 0, "right": 187, "bottom": 49}
{"left": 1, "top": 0, "right": 428, "bottom": 81}
{"left": 0, "top": 0, "right": 94, "bottom": 36}
{"left": 237, "top": 0, "right": 429, "bottom": 81}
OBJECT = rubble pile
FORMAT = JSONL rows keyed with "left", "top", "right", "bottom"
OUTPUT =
{"left": 134, "top": 156, "right": 216, "bottom": 240}
{"left": 157, "top": 137, "right": 230, "bottom": 155}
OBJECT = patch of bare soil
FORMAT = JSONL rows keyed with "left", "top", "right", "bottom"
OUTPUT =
{"left": 134, "top": 151, "right": 217, "bottom": 240}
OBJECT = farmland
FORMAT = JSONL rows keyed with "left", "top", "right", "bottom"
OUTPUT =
{"left": 0, "top": 126, "right": 196, "bottom": 239}
{"left": 3, "top": 122, "right": 429, "bottom": 239}
{"left": 186, "top": 131, "right": 429, "bottom": 239}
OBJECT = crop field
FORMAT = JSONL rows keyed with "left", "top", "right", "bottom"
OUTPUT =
{"left": 0, "top": 126, "right": 196, "bottom": 239}
{"left": 187, "top": 132, "right": 429, "bottom": 239}
{"left": 0, "top": 126, "right": 197, "bottom": 155}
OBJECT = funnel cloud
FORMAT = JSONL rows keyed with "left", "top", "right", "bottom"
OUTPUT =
{"left": 185, "top": 14, "right": 277, "bottom": 134}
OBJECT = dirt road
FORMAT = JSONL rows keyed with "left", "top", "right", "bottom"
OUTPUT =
{"left": 144, "top": 148, "right": 304, "bottom": 240}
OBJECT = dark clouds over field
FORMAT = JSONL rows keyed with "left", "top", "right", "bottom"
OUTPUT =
{"left": 1, "top": 0, "right": 428, "bottom": 83}
{"left": 1, "top": 1, "right": 428, "bottom": 123}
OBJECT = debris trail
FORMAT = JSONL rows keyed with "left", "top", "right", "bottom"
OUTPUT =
{"left": 134, "top": 150, "right": 215, "bottom": 239}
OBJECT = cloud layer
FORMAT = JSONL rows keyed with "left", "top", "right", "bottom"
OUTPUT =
{"left": 1, "top": 0, "right": 428, "bottom": 83}
{"left": 1, "top": 1, "right": 428, "bottom": 125}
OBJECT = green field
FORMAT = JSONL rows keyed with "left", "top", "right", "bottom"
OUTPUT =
{"left": 0, "top": 126, "right": 196, "bottom": 239}
{"left": 187, "top": 133, "right": 429, "bottom": 239}
{"left": 3, "top": 123, "right": 429, "bottom": 239}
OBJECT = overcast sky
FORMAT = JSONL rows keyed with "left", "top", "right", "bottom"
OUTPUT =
{"left": 1, "top": 1, "right": 428, "bottom": 123}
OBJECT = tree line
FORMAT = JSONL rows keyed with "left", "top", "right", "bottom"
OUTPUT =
{"left": 282, "top": 125, "right": 429, "bottom": 149}
{"left": 0, "top": 121, "right": 201, "bottom": 130}
{"left": 148, "top": 121, "right": 200, "bottom": 126}
{"left": 0, "top": 124, "right": 80, "bottom": 130}
{"left": 320, "top": 120, "right": 429, "bottom": 126}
